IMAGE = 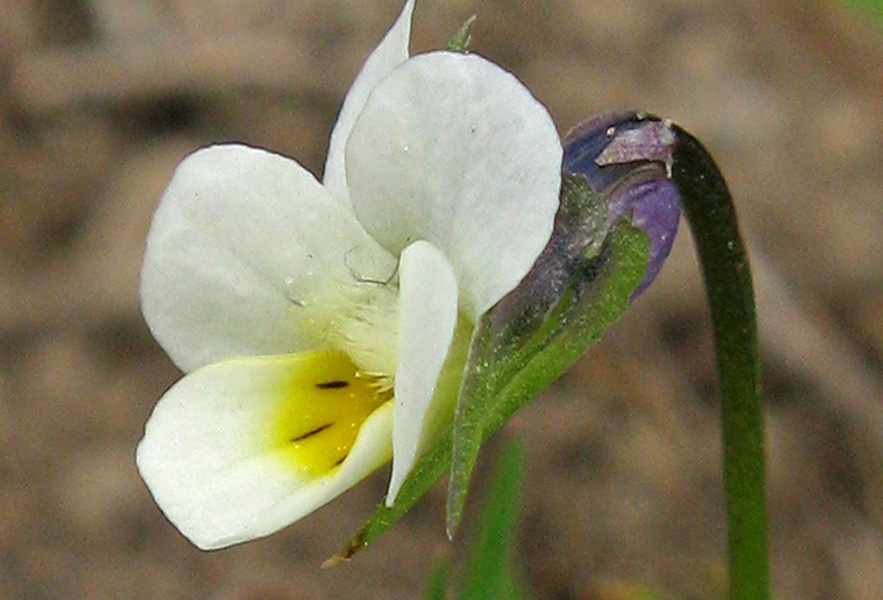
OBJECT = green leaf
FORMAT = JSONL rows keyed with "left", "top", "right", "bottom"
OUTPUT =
{"left": 458, "top": 435, "right": 529, "bottom": 600}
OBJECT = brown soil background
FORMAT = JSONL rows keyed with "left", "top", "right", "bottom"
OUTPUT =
{"left": 2, "top": 0, "right": 882, "bottom": 598}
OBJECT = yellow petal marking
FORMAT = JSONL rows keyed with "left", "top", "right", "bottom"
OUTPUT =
{"left": 270, "top": 350, "right": 390, "bottom": 477}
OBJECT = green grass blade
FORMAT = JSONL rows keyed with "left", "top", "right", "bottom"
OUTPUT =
{"left": 458, "top": 435, "right": 528, "bottom": 600}
{"left": 424, "top": 555, "right": 453, "bottom": 600}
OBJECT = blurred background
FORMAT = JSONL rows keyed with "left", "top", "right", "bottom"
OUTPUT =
{"left": 1, "top": 0, "right": 882, "bottom": 598}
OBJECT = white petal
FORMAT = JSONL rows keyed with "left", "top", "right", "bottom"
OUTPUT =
{"left": 346, "top": 52, "right": 563, "bottom": 320}
{"left": 136, "top": 353, "right": 393, "bottom": 550}
{"left": 141, "top": 144, "right": 395, "bottom": 372}
{"left": 386, "top": 241, "right": 458, "bottom": 505}
{"left": 323, "top": 0, "right": 415, "bottom": 205}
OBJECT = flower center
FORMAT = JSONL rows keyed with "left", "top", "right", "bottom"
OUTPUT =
{"left": 300, "top": 278, "right": 400, "bottom": 389}
{"left": 271, "top": 350, "right": 391, "bottom": 477}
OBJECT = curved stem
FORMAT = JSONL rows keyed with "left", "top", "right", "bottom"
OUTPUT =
{"left": 671, "top": 126, "right": 768, "bottom": 600}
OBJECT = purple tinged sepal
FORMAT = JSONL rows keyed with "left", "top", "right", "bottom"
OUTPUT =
{"left": 447, "top": 141, "right": 656, "bottom": 534}
{"left": 447, "top": 112, "right": 684, "bottom": 537}
{"left": 447, "top": 112, "right": 681, "bottom": 536}
{"left": 564, "top": 110, "right": 682, "bottom": 298}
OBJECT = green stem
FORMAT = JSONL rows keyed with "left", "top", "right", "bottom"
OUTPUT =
{"left": 671, "top": 126, "right": 768, "bottom": 600}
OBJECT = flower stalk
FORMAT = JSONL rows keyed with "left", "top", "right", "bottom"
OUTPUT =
{"left": 671, "top": 126, "right": 768, "bottom": 600}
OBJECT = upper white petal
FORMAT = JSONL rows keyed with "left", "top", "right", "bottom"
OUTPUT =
{"left": 136, "top": 354, "right": 392, "bottom": 550}
{"left": 386, "top": 241, "right": 458, "bottom": 505}
{"left": 346, "top": 52, "right": 563, "bottom": 320}
{"left": 141, "top": 144, "right": 395, "bottom": 372}
{"left": 323, "top": 0, "right": 415, "bottom": 206}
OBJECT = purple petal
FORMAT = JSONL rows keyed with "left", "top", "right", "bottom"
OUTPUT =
{"left": 563, "top": 111, "right": 682, "bottom": 297}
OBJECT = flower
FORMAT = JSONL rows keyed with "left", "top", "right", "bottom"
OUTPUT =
{"left": 136, "top": 0, "right": 562, "bottom": 550}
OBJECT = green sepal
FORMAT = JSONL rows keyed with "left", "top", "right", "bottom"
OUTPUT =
{"left": 445, "top": 222, "right": 649, "bottom": 533}
{"left": 446, "top": 173, "right": 640, "bottom": 535}
{"left": 446, "top": 15, "right": 477, "bottom": 53}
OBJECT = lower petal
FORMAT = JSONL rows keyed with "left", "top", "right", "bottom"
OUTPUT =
{"left": 136, "top": 351, "right": 392, "bottom": 550}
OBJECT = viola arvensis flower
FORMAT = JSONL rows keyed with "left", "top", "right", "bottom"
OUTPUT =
{"left": 136, "top": 0, "right": 562, "bottom": 550}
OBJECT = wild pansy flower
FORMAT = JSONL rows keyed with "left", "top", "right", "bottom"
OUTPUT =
{"left": 136, "top": 0, "right": 562, "bottom": 550}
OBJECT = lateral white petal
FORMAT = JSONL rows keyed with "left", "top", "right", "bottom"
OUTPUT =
{"left": 141, "top": 144, "right": 395, "bottom": 372}
{"left": 136, "top": 354, "right": 393, "bottom": 550}
{"left": 346, "top": 52, "right": 562, "bottom": 320}
{"left": 323, "top": 0, "right": 415, "bottom": 205}
{"left": 386, "top": 241, "right": 458, "bottom": 505}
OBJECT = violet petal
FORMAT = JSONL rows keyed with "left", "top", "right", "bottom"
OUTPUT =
{"left": 563, "top": 111, "right": 682, "bottom": 297}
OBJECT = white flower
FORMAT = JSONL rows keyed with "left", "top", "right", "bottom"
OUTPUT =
{"left": 136, "top": 0, "right": 562, "bottom": 550}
